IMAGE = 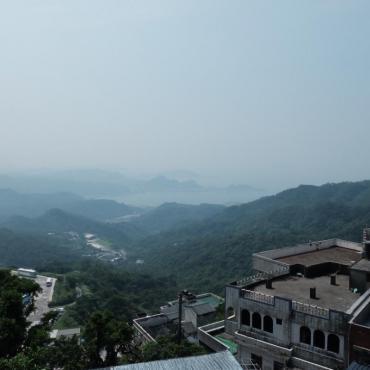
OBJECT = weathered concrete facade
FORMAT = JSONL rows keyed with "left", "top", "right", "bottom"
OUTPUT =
{"left": 220, "top": 237, "right": 370, "bottom": 370}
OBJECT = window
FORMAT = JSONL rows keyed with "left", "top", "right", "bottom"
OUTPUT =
{"left": 241, "top": 309, "right": 250, "bottom": 326}
{"left": 263, "top": 315, "right": 273, "bottom": 333}
{"left": 226, "top": 307, "right": 235, "bottom": 319}
{"left": 252, "top": 312, "right": 262, "bottom": 329}
{"left": 300, "top": 326, "right": 311, "bottom": 345}
{"left": 274, "top": 361, "right": 284, "bottom": 370}
{"left": 313, "top": 330, "right": 325, "bottom": 349}
{"left": 327, "top": 334, "right": 340, "bottom": 354}
{"left": 276, "top": 318, "right": 283, "bottom": 325}
{"left": 251, "top": 353, "right": 262, "bottom": 369}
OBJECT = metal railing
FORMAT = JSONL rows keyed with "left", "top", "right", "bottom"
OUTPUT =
{"left": 235, "top": 266, "right": 289, "bottom": 288}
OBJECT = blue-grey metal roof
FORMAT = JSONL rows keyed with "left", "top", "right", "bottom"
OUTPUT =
{"left": 93, "top": 351, "right": 242, "bottom": 370}
{"left": 347, "top": 362, "right": 370, "bottom": 370}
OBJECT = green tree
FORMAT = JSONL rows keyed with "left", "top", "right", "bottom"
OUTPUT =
{"left": 0, "top": 270, "right": 40, "bottom": 357}
{"left": 84, "top": 310, "right": 134, "bottom": 368}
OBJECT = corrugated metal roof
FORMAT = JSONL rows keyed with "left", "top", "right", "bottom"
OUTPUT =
{"left": 93, "top": 351, "right": 242, "bottom": 370}
{"left": 347, "top": 361, "right": 370, "bottom": 370}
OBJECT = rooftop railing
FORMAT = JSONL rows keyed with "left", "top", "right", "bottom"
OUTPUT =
{"left": 241, "top": 289, "right": 275, "bottom": 305}
{"left": 234, "top": 266, "right": 290, "bottom": 288}
{"left": 292, "top": 300, "right": 329, "bottom": 319}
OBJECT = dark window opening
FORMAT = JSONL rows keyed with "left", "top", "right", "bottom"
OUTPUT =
{"left": 327, "top": 334, "right": 340, "bottom": 353}
{"left": 252, "top": 312, "right": 262, "bottom": 329}
{"left": 313, "top": 330, "right": 325, "bottom": 349}
{"left": 274, "top": 361, "right": 284, "bottom": 370}
{"left": 263, "top": 315, "right": 273, "bottom": 333}
{"left": 251, "top": 353, "right": 262, "bottom": 369}
{"left": 276, "top": 318, "right": 283, "bottom": 325}
{"left": 300, "top": 326, "right": 311, "bottom": 345}
{"left": 241, "top": 309, "right": 250, "bottom": 326}
{"left": 226, "top": 307, "right": 235, "bottom": 319}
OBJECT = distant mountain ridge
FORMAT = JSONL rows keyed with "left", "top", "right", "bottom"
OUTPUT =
{"left": 0, "top": 188, "right": 140, "bottom": 222}
{"left": 0, "top": 170, "right": 264, "bottom": 205}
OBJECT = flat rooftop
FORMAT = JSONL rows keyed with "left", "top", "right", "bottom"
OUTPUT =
{"left": 254, "top": 274, "right": 360, "bottom": 312}
{"left": 277, "top": 246, "right": 362, "bottom": 267}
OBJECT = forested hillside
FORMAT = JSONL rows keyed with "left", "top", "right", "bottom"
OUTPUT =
{"left": 46, "top": 260, "right": 178, "bottom": 327}
{"left": 129, "top": 181, "right": 370, "bottom": 293}
{"left": 130, "top": 202, "right": 224, "bottom": 234}
{"left": 1, "top": 209, "right": 143, "bottom": 248}
{"left": 0, "top": 228, "right": 86, "bottom": 268}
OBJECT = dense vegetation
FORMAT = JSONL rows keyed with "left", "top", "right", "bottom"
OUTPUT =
{"left": 129, "top": 181, "right": 370, "bottom": 293}
{"left": 130, "top": 202, "right": 224, "bottom": 234}
{"left": 0, "top": 228, "right": 86, "bottom": 268}
{"left": 0, "top": 270, "right": 204, "bottom": 370}
{"left": 45, "top": 260, "right": 178, "bottom": 327}
{"left": 1, "top": 209, "right": 143, "bottom": 249}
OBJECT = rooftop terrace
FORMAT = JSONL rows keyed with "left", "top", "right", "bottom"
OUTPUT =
{"left": 253, "top": 274, "right": 360, "bottom": 312}
{"left": 277, "top": 246, "right": 362, "bottom": 268}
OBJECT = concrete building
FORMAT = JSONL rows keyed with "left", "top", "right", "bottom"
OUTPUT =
{"left": 17, "top": 268, "right": 37, "bottom": 278}
{"left": 201, "top": 232, "right": 370, "bottom": 370}
{"left": 133, "top": 292, "right": 223, "bottom": 345}
{"left": 50, "top": 328, "right": 81, "bottom": 341}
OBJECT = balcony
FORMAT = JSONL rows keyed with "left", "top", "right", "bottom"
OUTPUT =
{"left": 235, "top": 329, "right": 293, "bottom": 357}
{"left": 293, "top": 343, "right": 344, "bottom": 368}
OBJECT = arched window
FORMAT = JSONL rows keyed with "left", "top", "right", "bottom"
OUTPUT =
{"left": 226, "top": 307, "right": 235, "bottom": 319}
{"left": 241, "top": 309, "right": 250, "bottom": 326}
{"left": 300, "top": 326, "right": 311, "bottom": 345}
{"left": 263, "top": 315, "right": 273, "bottom": 333}
{"left": 252, "top": 312, "right": 261, "bottom": 329}
{"left": 327, "top": 334, "right": 340, "bottom": 353}
{"left": 313, "top": 330, "right": 325, "bottom": 349}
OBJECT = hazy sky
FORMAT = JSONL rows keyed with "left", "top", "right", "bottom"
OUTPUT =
{"left": 1, "top": 1, "right": 369, "bottom": 189}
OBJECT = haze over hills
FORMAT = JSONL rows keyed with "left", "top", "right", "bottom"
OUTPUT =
{"left": 0, "top": 170, "right": 265, "bottom": 206}
{"left": 0, "top": 188, "right": 140, "bottom": 222}
{"left": 3, "top": 179, "right": 370, "bottom": 296}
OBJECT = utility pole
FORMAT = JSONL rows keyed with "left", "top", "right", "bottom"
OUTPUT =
{"left": 177, "top": 291, "right": 183, "bottom": 345}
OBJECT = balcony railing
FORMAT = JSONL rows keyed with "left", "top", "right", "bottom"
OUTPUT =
{"left": 241, "top": 289, "right": 275, "bottom": 305}
{"left": 234, "top": 266, "right": 289, "bottom": 288}
{"left": 292, "top": 300, "right": 329, "bottom": 319}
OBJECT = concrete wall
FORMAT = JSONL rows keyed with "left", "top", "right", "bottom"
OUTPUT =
{"left": 236, "top": 331, "right": 292, "bottom": 370}
{"left": 225, "top": 285, "right": 241, "bottom": 321}
{"left": 349, "top": 323, "right": 370, "bottom": 363}
{"left": 350, "top": 269, "right": 368, "bottom": 293}
{"left": 252, "top": 255, "right": 289, "bottom": 274}
{"left": 254, "top": 239, "right": 338, "bottom": 260}
{"left": 238, "top": 296, "right": 291, "bottom": 346}
{"left": 197, "top": 321, "right": 229, "bottom": 353}
{"left": 184, "top": 307, "right": 197, "bottom": 328}
{"left": 336, "top": 239, "right": 363, "bottom": 251}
